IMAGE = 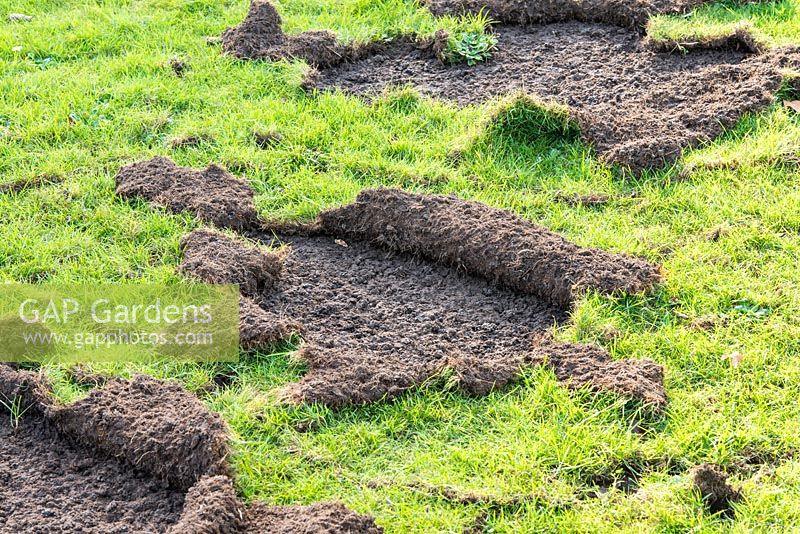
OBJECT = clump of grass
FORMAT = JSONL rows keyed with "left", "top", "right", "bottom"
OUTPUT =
{"left": 445, "top": 10, "right": 497, "bottom": 65}
{"left": 0, "top": 395, "right": 30, "bottom": 428}
{"left": 485, "top": 94, "right": 580, "bottom": 143}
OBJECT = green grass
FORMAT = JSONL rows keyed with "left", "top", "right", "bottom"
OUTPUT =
{"left": 2, "top": 0, "right": 800, "bottom": 531}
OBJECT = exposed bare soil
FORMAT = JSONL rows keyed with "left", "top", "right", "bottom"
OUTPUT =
{"left": 0, "top": 365, "right": 382, "bottom": 533}
{"left": 0, "top": 415, "right": 186, "bottom": 533}
{"left": 172, "top": 475, "right": 383, "bottom": 533}
{"left": 310, "top": 23, "right": 792, "bottom": 172}
{"left": 690, "top": 463, "right": 742, "bottom": 516}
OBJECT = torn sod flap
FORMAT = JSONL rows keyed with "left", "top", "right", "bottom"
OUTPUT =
{"left": 0, "top": 365, "right": 383, "bottom": 533}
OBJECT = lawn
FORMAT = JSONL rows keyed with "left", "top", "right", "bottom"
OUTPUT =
{"left": 2, "top": 0, "right": 800, "bottom": 531}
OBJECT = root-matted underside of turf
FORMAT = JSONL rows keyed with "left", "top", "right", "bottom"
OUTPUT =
{"left": 0, "top": 366, "right": 382, "bottom": 533}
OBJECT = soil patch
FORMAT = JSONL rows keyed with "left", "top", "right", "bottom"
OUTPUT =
{"left": 0, "top": 415, "right": 187, "bottom": 533}
{"left": 0, "top": 366, "right": 382, "bottom": 533}
{"left": 309, "top": 23, "right": 794, "bottom": 172}
{"left": 690, "top": 463, "right": 742, "bottom": 516}
{"left": 172, "top": 475, "right": 382, "bottom": 533}
{"left": 177, "top": 188, "right": 664, "bottom": 408}
{"left": 313, "top": 188, "right": 661, "bottom": 308}
{"left": 115, "top": 156, "right": 259, "bottom": 230}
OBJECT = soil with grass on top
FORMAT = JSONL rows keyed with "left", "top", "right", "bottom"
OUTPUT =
{"left": 0, "top": 367, "right": 224, "bottom": 532}
{"left": 310, "top": 21, "right": 794, "bottom": 172}
{"left": 690, "top": 463, "right": 742, "bottom": 516}
{"left": 421, "top": 0, "right": 758, "bottom": 30}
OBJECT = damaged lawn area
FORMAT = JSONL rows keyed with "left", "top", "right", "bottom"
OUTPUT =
{"left": 3, "top": 0, "right": 800, "bottom": 532}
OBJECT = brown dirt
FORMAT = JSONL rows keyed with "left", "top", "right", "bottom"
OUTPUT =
{"left": 115, "top": 156, "right": 259, "bottom": 230}
{"left": 0, "top": 363, "right": 52, "bottom": 414}
{"left": 0, "top": 367, "right": 221, "bottom": 532}
{"left": 308, "top": 23, "right": 795, "bottom": 172}
{"left": 51, "top": 374, "right": 233, "bottom": 491}
{"left": 247, "top": 501, "right": 383, "bottom": 533}
{"left": 169, "top": 56, "right": 189, "bottom": 77}
{"left": 164, "top": 188, "right": 663, "bottom": 408}
{"left": 180, "top": 228, "right": 284, "bottom": 294}
{"left": 179, "top": 229, "right": 303, "bottom": 349}
{"left": 172, "top": 475, "right": 383, "bottom": 533}
{"left": 0, "top": 414, "right": 187, "bottom": 533}
{"left": 222, "top": 1, "right": 361, "bottom": 68}
{"left": 121, "top": 158, "right": 666, "bottom": 407}
{"left": 690, "top": 463, "right": 742, "bottom": 516}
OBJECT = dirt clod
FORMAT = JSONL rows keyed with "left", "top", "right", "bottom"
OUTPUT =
{"left": 530, "top": 338, "right": 667, "bottom": 407}
{"left": 222, "top": 1, "right": 356, "bottom": 68}
{"left": 169, "top": 56, "right": 189, "bottom": 77}
{"left": 247, "top": 501, "right": 383, "bottom": 533}
{"left": 690, "top": 463, "right": 742, "bottom": 516}
{"left": 116, "top": 156, "right": 259, "bottom": 230}
{"left": 0, "top": 364, "right": 52, "bottom": 414}
{"left": 309, "top": 22, "right": 792, "bottom": 172}
{"left": 239, "top": 295, "right": 303, "bottom": 350}
{"left": 180, "top": 228, "right": 283, "bottom": 295}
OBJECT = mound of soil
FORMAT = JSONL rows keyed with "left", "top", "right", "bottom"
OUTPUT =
{"left": 115, "top": 156, "right": 259, "bottom": 230}
{"left": 690, "top": 463, "right": 742, "bottom": 516}
{"left": 309, "top": 23, "right": 792, "bottom": 172}
{"left": 0, "top": 366, "right": 382, "bottom": 532}
{"left": 222, "top": 1, "right": 356, "bottom": 67}
{"left": 171, "top": 188, "right": 665, "bottom": 407}
{"left": 239, "top": 295, "right": 304, "bottom": 350}
{"left": 179, "top": 229, "right": 303, "bottom": 349}
{"left": 51, "top": 374, "right": 232, "bottom": 491}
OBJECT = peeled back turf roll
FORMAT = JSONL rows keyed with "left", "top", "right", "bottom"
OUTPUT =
{"left": 317, "top": 188, "right": 661, "bottom": 309}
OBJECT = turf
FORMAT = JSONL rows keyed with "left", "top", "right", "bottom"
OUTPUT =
{"left": 2, "top": 0, "right": 800, "bottom": 531}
